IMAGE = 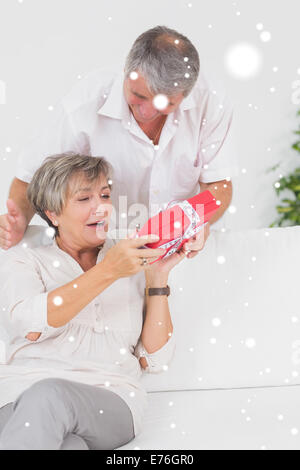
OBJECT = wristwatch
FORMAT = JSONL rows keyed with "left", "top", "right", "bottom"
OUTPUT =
{"left": 145, "top": 285, "right": 170, "bottom": 297}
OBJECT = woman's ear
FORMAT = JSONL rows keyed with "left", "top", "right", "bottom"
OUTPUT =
{"left": 44, "top": 210, "right": 58, "bottom": 226}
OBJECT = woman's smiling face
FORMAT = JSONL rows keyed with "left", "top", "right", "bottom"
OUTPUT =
{"left": 46, "top": 173, "right": 113, "bottom": 248}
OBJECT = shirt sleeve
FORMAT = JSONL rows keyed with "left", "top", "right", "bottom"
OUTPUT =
{"left": 0, "top": 248, "right": 62, "bottom": 342}
{"left": 15, "top": 100, "right": 90, "bottom": 184}
{"left": 133, "top": 331, "right": 176, "bottom": 374}
{"left": 198, "top": 92, "right": 240, "bottom": 183}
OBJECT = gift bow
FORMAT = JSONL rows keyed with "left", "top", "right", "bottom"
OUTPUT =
{"left": 157, "top": 199, "right": 208, "bottom": 259}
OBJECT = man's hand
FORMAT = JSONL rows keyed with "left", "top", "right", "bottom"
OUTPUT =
{"left": 25, "top": 332, "right": 42, "bottom": 341}
{"left": 0, "top": 199, "right": 28, "bottom": 250}
{"left": 183, "top": 221, "right": 210, "bottom": 259}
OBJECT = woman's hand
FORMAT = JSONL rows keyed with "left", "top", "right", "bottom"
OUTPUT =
{"left": 144, "top": 246, "right": 187, "bottom": 279}
{"left": 102, "top": 235, "right": 167, "bottom": 279}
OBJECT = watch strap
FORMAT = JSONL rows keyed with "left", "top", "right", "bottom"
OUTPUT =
{"left": 145, "top": 285, "right": 170, "bottom": 297}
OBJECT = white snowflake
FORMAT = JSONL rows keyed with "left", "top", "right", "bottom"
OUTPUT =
{"left": 153, "top": 94, "right": 169, "bottom": 110}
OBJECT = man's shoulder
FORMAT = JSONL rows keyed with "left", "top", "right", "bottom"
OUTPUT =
{"left": 188, "top": 64, "right": 233, "bottom": 112}
{"left": 192, "top": 64, "right": 227, "bottom": 103}
{"left": 61, "top": 66, "right": 120, "bottom": 114}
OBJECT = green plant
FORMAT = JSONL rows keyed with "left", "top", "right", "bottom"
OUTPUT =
{"left": 268, "top": 110, "right": 300, "bottom": 227}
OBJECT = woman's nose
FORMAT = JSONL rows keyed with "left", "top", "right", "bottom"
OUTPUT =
{"left": 91, "top": 199, "right": 103, "bottom": 213}
{"left": 93, "top": 208, "right": 106, "bottom": 217}
{"left": 93, "top": 201, "right": 110, "bottom": 217}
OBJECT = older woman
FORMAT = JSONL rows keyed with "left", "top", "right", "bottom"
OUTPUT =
{"left": 0, "top": 152, "right": 186, "bottom": 450}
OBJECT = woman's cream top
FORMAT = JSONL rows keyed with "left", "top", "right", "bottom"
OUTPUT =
{"left": 0, "top": 236, "right": 176, "bottom": 437}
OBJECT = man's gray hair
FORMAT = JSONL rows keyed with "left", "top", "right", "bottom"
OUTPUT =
{"left": 124, "top": 25, "right": 200, "bottom": 97}
{"left": 27, "top": 152, "right": 113, "bottom": 237}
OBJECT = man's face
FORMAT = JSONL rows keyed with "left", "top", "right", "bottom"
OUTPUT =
{"left": 123, "top": 72, "right": 185, "bottom": 123}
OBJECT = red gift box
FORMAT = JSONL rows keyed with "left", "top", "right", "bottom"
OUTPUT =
{"left": 136, "top": 190, "right": 219, "bottom": 263}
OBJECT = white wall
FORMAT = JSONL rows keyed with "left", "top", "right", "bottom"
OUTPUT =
{"left": 0, "top": 0, "right": 299, "bottom": 230}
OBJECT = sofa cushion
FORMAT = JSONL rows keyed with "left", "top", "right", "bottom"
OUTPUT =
{"left": 118, "top": 384, "right": 300, "bottom": 450}
{"left": 150, "top": 225, "right": 300, "bottom": 392}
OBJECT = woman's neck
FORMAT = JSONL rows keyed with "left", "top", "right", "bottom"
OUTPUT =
{"left": 55, "top": 235, "right": 102, "bottom": 266}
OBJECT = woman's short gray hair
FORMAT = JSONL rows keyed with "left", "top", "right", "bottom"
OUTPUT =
{"left": 27, "top": 152, "right": 113, "bottom": 237}
{"left": 124, "top": 25, "right": 200, "bottom": 98}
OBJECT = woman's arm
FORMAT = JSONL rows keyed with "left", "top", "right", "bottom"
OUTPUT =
{"left": 47, "top": 236, "right": 165, "bottom": 328}
{"left": 1, "top": 235, "right": 164, "bottom": 342}
{"left": 140, "top": 271, "right": 173, "bottom": 355}
{"left": 47, "top": 263, "right": 116, "bottom": 328}
{"left": 137, "top": 247, "right": 186, "bottom": 369}
{"left": 31, "top": 235, "right": 163, "bottom": 330}
{"left": 26, "top": 264, "right": 115, "bottom": 338}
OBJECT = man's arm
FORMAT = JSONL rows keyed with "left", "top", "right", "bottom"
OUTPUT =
{"left": 200, "top": 179, "right": 233, "bottom": 225}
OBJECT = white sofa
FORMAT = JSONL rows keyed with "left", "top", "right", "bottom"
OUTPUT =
{"left": 1, "top": 224, "right": 300, "bottom": 450}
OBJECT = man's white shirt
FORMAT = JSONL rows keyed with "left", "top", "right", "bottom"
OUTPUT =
{"left": 16, "top": 67, "right": 239, "bottom": 232}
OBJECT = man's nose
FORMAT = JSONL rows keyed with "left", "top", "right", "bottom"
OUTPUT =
{"left": 139, "top": 101, "right": 158, "bottom": 119}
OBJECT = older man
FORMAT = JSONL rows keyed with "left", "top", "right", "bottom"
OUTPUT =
{"left": 0, "top": 25, "right": 238, "bottom": 258}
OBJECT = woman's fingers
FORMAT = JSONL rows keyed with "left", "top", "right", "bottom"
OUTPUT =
{"left": 133, "top": 247, "right": 166, "bottom": 258}
{"left": 142, "top": 257, "right": 162, "bottom": 267}
{"left": 129, "top": 235, "right": 160, "bottom": 247}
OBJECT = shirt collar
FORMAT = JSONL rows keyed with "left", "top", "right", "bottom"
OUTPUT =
{"left": 97, "top": 71, "right": 129, "bottom": 121}
{"left": 179, "top": 72, "right": 207, "bottom": 112}
{"left": 97, "top": 69, "right": 199, "bottom": 122}
{"left": 179, "top": 90, "right": 197, "bottom": 112}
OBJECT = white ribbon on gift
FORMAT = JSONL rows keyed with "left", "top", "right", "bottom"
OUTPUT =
{"left": 157, "top": 199, "right": 208, "bottom": 259}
